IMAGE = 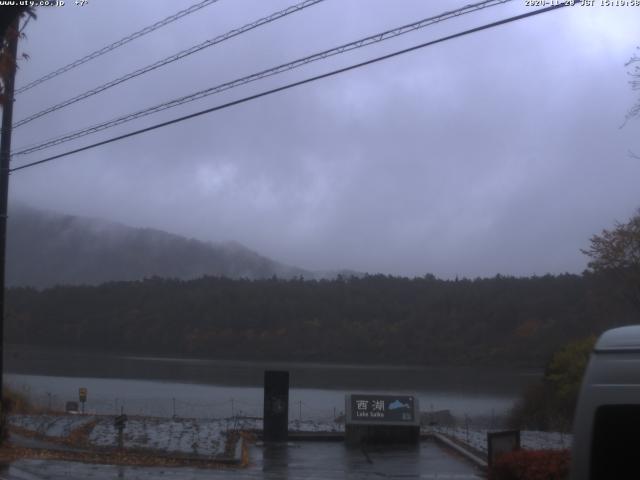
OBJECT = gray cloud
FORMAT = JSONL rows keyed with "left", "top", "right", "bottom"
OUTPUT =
{"left": 8, "top": 0, "right": 640, "bottom": 277}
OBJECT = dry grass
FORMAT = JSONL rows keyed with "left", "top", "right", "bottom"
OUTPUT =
{"left": 3, "top": 386, "right": 34, "bottom": 414}
{"left": 9, "top": 420, "right": 98, "bottom": 450}
{"left": 66, "top": 419, "right": 98, "bottom": 447}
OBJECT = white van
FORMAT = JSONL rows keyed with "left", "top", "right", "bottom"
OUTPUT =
{"left": 570, "top": 325, "right": 640, "bottom": 480}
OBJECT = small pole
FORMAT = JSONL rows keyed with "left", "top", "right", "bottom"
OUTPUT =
{"left": 114, "top": 406, "right": 126, "bottom": 450}
{"left": 118, "top": 410, "right": 124, "bottom": 449}
{"left": 299, "top": 400, "right": 302, "bottom": 421}
{"left": 465, "top": 414, "right": 470, "bottom": 443}
{"left": 333, "top": 406, "right": 336, "bottom": 420}
{"left": 172, "top": 397, "right": 176, "bottom": 418}
{"left": 231, "top": 398, "right": 234, "bottom": 418}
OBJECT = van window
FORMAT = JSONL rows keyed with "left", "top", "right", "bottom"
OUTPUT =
{"left": 591, "top": 405, "right": 640, "bottom": 480}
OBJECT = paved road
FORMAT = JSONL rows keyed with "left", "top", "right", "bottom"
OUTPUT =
{"left": 1, "top": 440, "right": 482, "bottom": 479}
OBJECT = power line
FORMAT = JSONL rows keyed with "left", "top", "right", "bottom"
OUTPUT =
{"left": 12, "top": 0, "right": 326, "bottom": 129}
{"left": 13, "top": 0, "right": 511, "bottom": 156}
{"left": 14, "top": 0, "right": 221, "bottom": 95}
{"left": 10, "top": 2, "right": 577, "bottom": 173}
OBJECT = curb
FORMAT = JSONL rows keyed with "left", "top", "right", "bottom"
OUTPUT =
{"left": 288, "top": 432, "right": 344, "bottom": 441}
{"left": 251, "top": 431, "right": 345, "bottom": 442}
{"left": 430, "top": 432, "right": 487, "bottom": 469}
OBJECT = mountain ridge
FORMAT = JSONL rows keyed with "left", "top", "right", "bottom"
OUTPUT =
{"left": 6, "top": 204, "right": 357, "bottom": 288}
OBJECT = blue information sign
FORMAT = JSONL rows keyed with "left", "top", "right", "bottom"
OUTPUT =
{"left": 350, "top": 394, "right": 415, "bottom": 423}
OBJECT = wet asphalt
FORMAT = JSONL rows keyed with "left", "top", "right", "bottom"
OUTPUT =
{"left": 1, "top": 440, "right": 482, "bottom": 479}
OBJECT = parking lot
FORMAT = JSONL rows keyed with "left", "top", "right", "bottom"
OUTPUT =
{"left": 1, "top": 440, "right": 482, "bottom": 479}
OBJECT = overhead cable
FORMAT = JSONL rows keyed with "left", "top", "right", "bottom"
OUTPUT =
{"left": 15, "top": 0, "right": 221, "bottom": 95}
{"left": 10, "top": 2, "right": 578, "bottom": 173}
{"left": 12, "top": 0, "right": 326, "bottom": 129}
{"left": 13, "top": 0, "right": 511, "bottom": 156}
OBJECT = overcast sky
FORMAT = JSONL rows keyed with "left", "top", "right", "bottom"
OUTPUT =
{"left": 8, "top": 0, "right": 640, "bottom": 278}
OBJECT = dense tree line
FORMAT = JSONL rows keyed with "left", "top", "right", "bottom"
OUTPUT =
{"left": 5, "top": 273, "right": 637, "bottom": 367}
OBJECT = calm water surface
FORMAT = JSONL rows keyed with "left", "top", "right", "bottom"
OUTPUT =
{"left": 5, "top": 346, "right": 540, "bottom": 422}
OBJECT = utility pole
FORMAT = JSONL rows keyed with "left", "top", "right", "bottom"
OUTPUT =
{"left": 0, "top": 17, "right": 19, "bottom": 443}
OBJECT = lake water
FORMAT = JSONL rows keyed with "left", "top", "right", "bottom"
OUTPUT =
{"left": 4, "top": 346, "right": 540, "bottom": 424}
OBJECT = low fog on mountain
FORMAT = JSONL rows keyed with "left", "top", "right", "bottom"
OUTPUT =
{"left": 6, "top": 204, "right": 359, "bottom": 288}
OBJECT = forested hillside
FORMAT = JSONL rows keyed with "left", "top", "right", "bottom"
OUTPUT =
{"left": 6, "top": 273, "right": 636, "bottom": 367}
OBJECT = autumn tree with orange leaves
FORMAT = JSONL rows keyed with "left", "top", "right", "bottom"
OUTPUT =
{"left": 582, "top": 209, "right": 640, "bottom": 313}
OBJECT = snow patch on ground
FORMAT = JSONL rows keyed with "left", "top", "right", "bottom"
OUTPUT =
{"left": 86, "top": 417, "right": 227, "bottom": 456}
{"left": 9, "top": 414, "right": 345, "bottom": 457}
{"left": 431, "top": 426, "right": 572, "bottom": 453}
{"left": 11, "top": 413, "right": 569, "bottom": 459}
{"left": 232, "top": 417, "right": 345, "bottom": 433}
{"left": 10, "top": 415, "right": 226, "bottom": 457}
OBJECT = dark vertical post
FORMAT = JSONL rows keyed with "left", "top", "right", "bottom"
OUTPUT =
{"left": 263, "top": 370, "right": 289, "bottom": 442}
{"left": 487, "top": 430, "right": 521, "bottom": 468}
{"left": 0, "top": 18, "right": 19, "bottom": 440}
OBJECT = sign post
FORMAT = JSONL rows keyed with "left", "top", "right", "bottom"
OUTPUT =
{"left": 79, "top": 388, "right": 87, "bottom": 414}
{"left": 487, "top": 430, "right": 521, "bottom": 468}
{"left": 114, "top": 408, "right": 128, "bottom": 449}
{"left": 263, "top": 371, "right": 289, "bottom": 442}
{"left": 345, "top": 393, "right": 420, "bottom": 445}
